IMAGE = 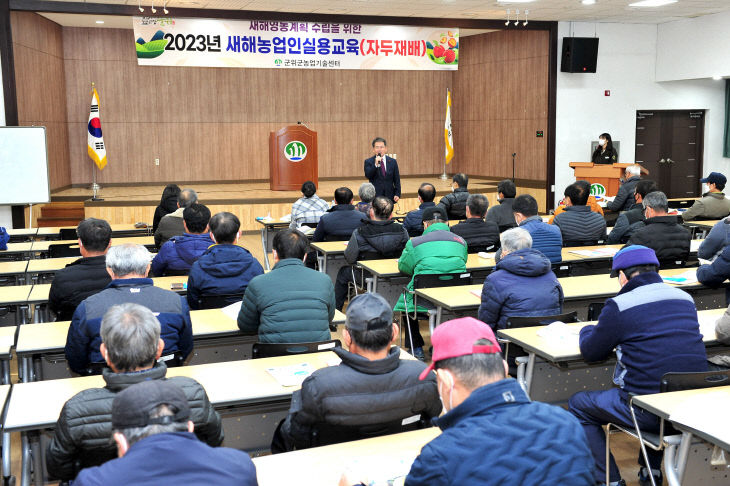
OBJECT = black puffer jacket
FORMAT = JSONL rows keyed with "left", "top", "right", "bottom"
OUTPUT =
{"left": 344, "top": 219, "right": 409, "bottom": 263}
{"left": 450, "top": 218, "right": 500, "bottom": 253}
{"left": 46, "top": 363, "right": 223, "bottom": 481}
{"left": 48, "top": 256, "right": 111, "bottom": 321}
{"left": 278, "top": 346, "right": 442, "bottom": 451}
{"left": 438, "top": 188, "right": 470, "bottom": 220}
{"left": 628, "top": 215, "right": 691, "bottom": 264}
{"left": 152, "top": 195, "right": 179, "bottom": 234}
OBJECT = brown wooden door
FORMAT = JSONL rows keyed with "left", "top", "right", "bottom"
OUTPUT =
{"left": 635, "top": 110, "right": 704, "bottom": 198}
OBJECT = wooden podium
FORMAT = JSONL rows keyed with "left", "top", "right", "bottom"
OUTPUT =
{"left": 569, "top": 162, "right": 637, "bottom": 197}
{"left": 269, "top": 125, "right": 318, "bottom": 191}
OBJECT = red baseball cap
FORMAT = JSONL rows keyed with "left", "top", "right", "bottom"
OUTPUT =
{"left": 419, "top": 317, "right": 502, "bottom": 380}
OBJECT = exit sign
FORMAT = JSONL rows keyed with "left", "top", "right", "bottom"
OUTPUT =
{"left": 536, "top": 130, "right": 544, "bottom": 138}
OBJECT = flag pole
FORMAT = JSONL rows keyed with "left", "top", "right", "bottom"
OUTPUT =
{"left": 440, "top": 88, "right": 449, "bottom": 181}
{"left": 89, "top": 82, "right": 104, "bottom": 201}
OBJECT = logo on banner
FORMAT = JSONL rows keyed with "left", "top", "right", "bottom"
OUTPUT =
{"left": 284, "top": 141, "right": 307, "bottom": 162}
{"left": 590, "top": 183, "right": 606, "bottom": 197}
{"left": 136, "top": 30, "right": 167, "bottom": 59}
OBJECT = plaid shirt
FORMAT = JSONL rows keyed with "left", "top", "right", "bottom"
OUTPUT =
{"left": 289, "top": 195, "right": 330, "bottom": 229}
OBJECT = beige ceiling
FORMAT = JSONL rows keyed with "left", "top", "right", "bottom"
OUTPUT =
{"left": 36, "top": 0, "right": 730, "bottom": 24}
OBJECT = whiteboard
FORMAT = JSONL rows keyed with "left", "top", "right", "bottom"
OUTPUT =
{"left": 0, "top": 126, "right": 50, "bottom": 205}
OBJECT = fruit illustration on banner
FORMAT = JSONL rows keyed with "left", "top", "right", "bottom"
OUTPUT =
{"left": 426, "top": 31, "right": 459, "bottom": 65}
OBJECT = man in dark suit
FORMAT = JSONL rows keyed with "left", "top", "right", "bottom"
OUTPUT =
{"left": 364, "top": 137, "right": 401, "bottom": 202}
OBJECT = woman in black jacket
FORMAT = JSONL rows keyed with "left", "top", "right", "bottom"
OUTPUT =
{"left": 152, "top": 184, "right": 180, "bottom": 233}
{"left": 591, "top": 132, "right": 618, "bottom": 164}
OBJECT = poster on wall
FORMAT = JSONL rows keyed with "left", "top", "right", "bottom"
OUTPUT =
{"left": 132, "top": 17, "right": 459, "bottom": 70}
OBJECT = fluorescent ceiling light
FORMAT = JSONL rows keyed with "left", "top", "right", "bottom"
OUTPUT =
{"left": 582, "top": 0, "right": 597, "bottom": 5}
{"left": 95, "top": 20, "right": 105, "bottom": 24}
{"left": 629, "top": 0, "right": 678, "bottom": 7}
{"left": 497, "top": 0, "right": 535, "bottom": 3}
{"left": 713, "top": 75, "right": 723, "bottom": 80}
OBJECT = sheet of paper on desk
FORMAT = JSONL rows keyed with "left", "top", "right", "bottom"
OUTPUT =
{"left": 477, "top": 252, "right": 496, "bottom": 260}
{"left": 536, "top": 321, "right": 580, "bottom": 341}
{"left": 668, "top": 391, "right": 730, "bottom": 442}
{"left": 690, "top": 240, "right": 702, "bottom": 253}
{"left": 569, "top": 247, "right": 619, "bottom": 257}
{"left": 698, "top": 313, "right": 721, "bottom": 337}
{"left": 662, "top": 270, "right": 698, "bottom": 285}
{"left": 344, "top": 452, "right": 419, "bottom": 486}
{"left": 266, "top": 363, "right": 315, "bottom": 387}
{"left": 470, "top": 289, "right": 482, "bottom": 299}
{"left": 221, "top": 301, "right": 243, "bottom": 321}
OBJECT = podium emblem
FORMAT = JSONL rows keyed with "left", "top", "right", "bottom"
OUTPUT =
{"left": 284, "top": 141, "right": 307, "bottom": 162}
{"left": 590, "top": 183, "right": 606, "bottom": 197}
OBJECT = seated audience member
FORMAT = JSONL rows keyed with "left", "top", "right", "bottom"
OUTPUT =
{"left": 152, "top": 184, "right": 180, "bottom": 234}
{"left": 356, "top": 182, "right": 376, "bottom": 216}
{"left": 403, "top": 182, "right": 436, "bottom": 237}
{"left": 289, "top": 180, "right": 329, "bottom": 229}
{"left": 187, "top": 212, "right": 263, "bottom": 310}
{"left": 708, "top": 305, "right": 730, "bottom": 370}
{"left": 607, "top": 179, "right": 659, "bottom": 244}
{"left": 238, "top": 229, "right": 334, "bottom": 343}
{"left": 485, "top": 179, "right": 517, "bottom": 230}
{"left": 65, "top": 244, "right": 193, "bottom": 374}
{"left": 437, "top": 173, "right": 470, "bottom": 220}
{"left": 478, "top": 228, "right": 563, "bottom": 331}
{"left": 682, "top": 171, "right": 730, "bottom": 222}
{"left": 335, "top": 196, "right": 409, "bottom": 310}
{"left": 697, "top": 242, "right": 730, "bottom": 290}
{"left": 496, "top": 194, "right": 562, "bottom": 263}
{"left": 400, "top": 317, "right": 594, "bottom": 486}
{"left": 150, "top": 203, "right": 213, "bottom": 276}
{"left": 47, "top": 304, "right": 222, "bottom": 481}
{"left": 628, "top": 191, "right": 690, "bottom": 265}
{"left": 548, "top": 180, "right": 604, "bottom": 224}
{"left": 313, "top": 187, "right": 367, "bottom": 242}
{"left": 553, "top": 183, "right": 607, "bottom": 245}
{"left": 394, "top": 206, "right": 468, "bottom": 360}
{"left": 154, "top": 188, "right": 197, "bottom": 248}
{"left": 72, "top": 380, "right": 254, "bottom": 486}
{"left": 49, "top": 218, "right": 112, "bottom": 321}
{"left": 569, "top": 246, "right": 707, "bottom": 486}
{"left": 450, "top": 194, "right": 500, "bottom": 253}
{"left": 273, "top": 293, "right": 441, "bottom": 452}
{"left": 606, "top": 164, "right": 642, "bottom": 213}
{"left": 0, "top": 226, "right": 7, "bottom": 250}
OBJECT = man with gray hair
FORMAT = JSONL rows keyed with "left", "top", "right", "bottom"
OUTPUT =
{"left": 478, "top": 227, "right": 563, "bottom": 330}
{"left": 71, "top": 380, "right": 255, "bottom": 486}
{"left": 356, "top": 182, "right": 376, "bottom": 216}
{"left": 629, "top": 190, "right": 691, "bottom": 265}
{"left": 48, "top": 304, "right": 222, "bottom": 482}
{"left": 65, "top": 243, "right": 193, "bottom": 375}
{"left": 155, "top": 187, "right": 198, "bottom": 247}
{"left": 607, "top": 164, "right": 642, "bottom": 212}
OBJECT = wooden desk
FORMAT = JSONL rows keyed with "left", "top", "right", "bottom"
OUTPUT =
{"left": 633, "top": 386, "right": 730, "bottom": 485}
{"left": 253, "top": 427, "right": 440, "bottom": 486}
{"left": 0, "top": 242, "right": 33, "bottom": 259}
{"left": 7, "top": 228, "right": 37, "bottom": 243}
{"left": 310, "top": 240, "right": 349, "bottom": 277}
{"left": 26, "top": 257, "right": 78, "bottom": 282}
{"left": 496, "top": 308, "right": 726, "bottom": 402}
{"left": 35, "top": 224, "right": 149, "bottom": 239}
{"left": 257, "top": 220, "right": 291, "bottom": 271}
{"left": 30, "top": 235, "right": 155, "bottom": 254}
{"left": 0, "top": 260, "right": 29, "bottom": 285}
{"left": 0, "top": 285, "right": 32, "bottom": 324}
{"left": 0, "top": 326, "right": 16, "bottom": 385}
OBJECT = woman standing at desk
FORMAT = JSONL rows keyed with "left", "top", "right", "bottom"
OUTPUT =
{"left": 591, "top": 133, "right": 618, "bottom": 164}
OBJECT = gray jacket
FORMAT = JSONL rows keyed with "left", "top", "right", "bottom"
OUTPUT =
{"left": 154, "top": 207, "right": 185, "bottom": 248}
{"left": 682, "top": 192, "right": 730, "bottom": 222}
{"left": 607, "top": 203, "right": 645, "bottom": 244}
{"left": 553, "top": 205, "right": 607, "bottom": 244}
{"left": 46, "top": 363, "right": 223, "bottom": 481}
{"left": 278, "top": 346, "right": 441, "bottom": 450}
{"left": 485, "top": 198, "right": 517, "bottom": 229}
{"left": 709, "top": 306, "right": 730, "bottom": 367}
{"left": 607, "top": 176, "right": 641, "bottom": 213}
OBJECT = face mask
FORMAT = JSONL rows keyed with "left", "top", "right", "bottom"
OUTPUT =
{"left": 598, "top": 139, "right": 606, "bottom": 147}
{"left": 438, "top": 371, "right": 455, "bottom": 413}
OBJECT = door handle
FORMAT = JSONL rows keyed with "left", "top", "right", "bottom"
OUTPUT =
{"left": 667, "top": 158, "right": 675, "bottom": 164}
{"left": 659, "top": 158, "right": 666, "bottom": 164}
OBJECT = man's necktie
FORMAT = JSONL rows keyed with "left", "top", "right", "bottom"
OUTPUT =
{"left": 380, "top": 157, "right": 386, "bottom": 177}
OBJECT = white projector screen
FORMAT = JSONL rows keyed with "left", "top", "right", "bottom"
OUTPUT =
{"left": 0, "top": 126, "right": 50, "bottom": 205}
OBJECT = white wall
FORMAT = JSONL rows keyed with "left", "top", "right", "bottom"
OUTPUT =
{"left": 656, "top": 10, "right": 730, "bottom": 82}
{"left": 0, "top": 47, "right": 13, "bottom": 229}
{"left": 554, "top": 21, "right": 726, "bottom": 207}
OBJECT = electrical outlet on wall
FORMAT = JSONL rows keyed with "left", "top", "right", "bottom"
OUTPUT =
{"left": 155, "top": 158, "right": 160, "bottom": 166}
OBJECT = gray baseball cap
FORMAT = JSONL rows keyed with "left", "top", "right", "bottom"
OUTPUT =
{"left": 346, "top": 293, "right": 393, "bottom": 332}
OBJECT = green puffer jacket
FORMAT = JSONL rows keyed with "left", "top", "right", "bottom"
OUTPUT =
{"left": 394, "top": 222, "right": 468, "bottom": 313}
{"left": 237, "top": 258, "right": 335, "bottom": 343}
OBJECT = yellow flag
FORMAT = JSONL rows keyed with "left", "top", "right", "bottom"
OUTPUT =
{"left": 445, "top": 90, "right": 454, "bottom": 164}
{"left": 87, "top": 88, "right": 107, "bottom": 170}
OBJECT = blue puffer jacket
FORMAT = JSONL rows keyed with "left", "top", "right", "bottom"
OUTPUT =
{"left": 697, "top": 243, "right": 730, "bottom": 288}
{"left": 65, "top": 278, "right": 193, "bottom": 374}
{"left": 0, "top": 227, "right": 8, "bottom": 250}
{"left": 150, "top": 233, "right": 213, "bottom": 276}
{"left": 519, "top": 215, "right": 563, "bottom": 263}
{"left": 405, "top": 379, "right": 594, "bottom": 486}
{"left": 403, "top": 202, "right": 436, "bottom": 237}
{"left": 186, "top": 244, "right": 264, "bottom": 309}
{"left": 312, "top": 204, "right": 367, "bottom": 241}
{"left": 478, "top": 248, "right": 563, "bottom": 330}
{"left": 697, "top": 217, "right": 730, "bottom": 260}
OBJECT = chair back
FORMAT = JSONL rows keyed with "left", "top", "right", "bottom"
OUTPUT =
{"left": 587, "top": 302, "right": 605, "bottom": 321}
{"left": 498, "top": 223, "right": 517, "bottom": 233}
{"left": 310, "top": 414, "right": 430, "bottom": 448}
{"left": 506, "top": 311, "right": 579, "bottom": 329}
{"left": 161, "top": 268, "right": 190, "bottom": 277}
{"left": 563, "top": 239, "right": 601, "bottom": 247}
{"left": 59, "top": 228, "right": 77, "bottom": 240}
{"left": 661, "top": 370, "right": 730, "bottom": 393}
{"left": 83, "top": 351, "right": 185, "bottom": 375}
{"left": 197, "top": 293, "right": 243, "bottom": 309}
{"left": 413, "top": 272, "right": 472, "bottom": 290}
{"left": 252, "top": 339, "right": 341, "bottom": 359}
{"left": 48, "top": 243, "right": 81, "bottom": 258}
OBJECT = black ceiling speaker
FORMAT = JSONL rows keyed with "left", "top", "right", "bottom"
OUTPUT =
{"left": 561, "top": 37, "right": 599, "bottom": 73}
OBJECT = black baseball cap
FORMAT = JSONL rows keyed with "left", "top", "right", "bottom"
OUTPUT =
{"left": 422, "top": 206, "right": 448, "bottom": 222}
{"left": 346, "top": 293, "right": 393, "bottom": 332}
{"left": 112, "top": 380, "right": 190, "bottom": 429}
